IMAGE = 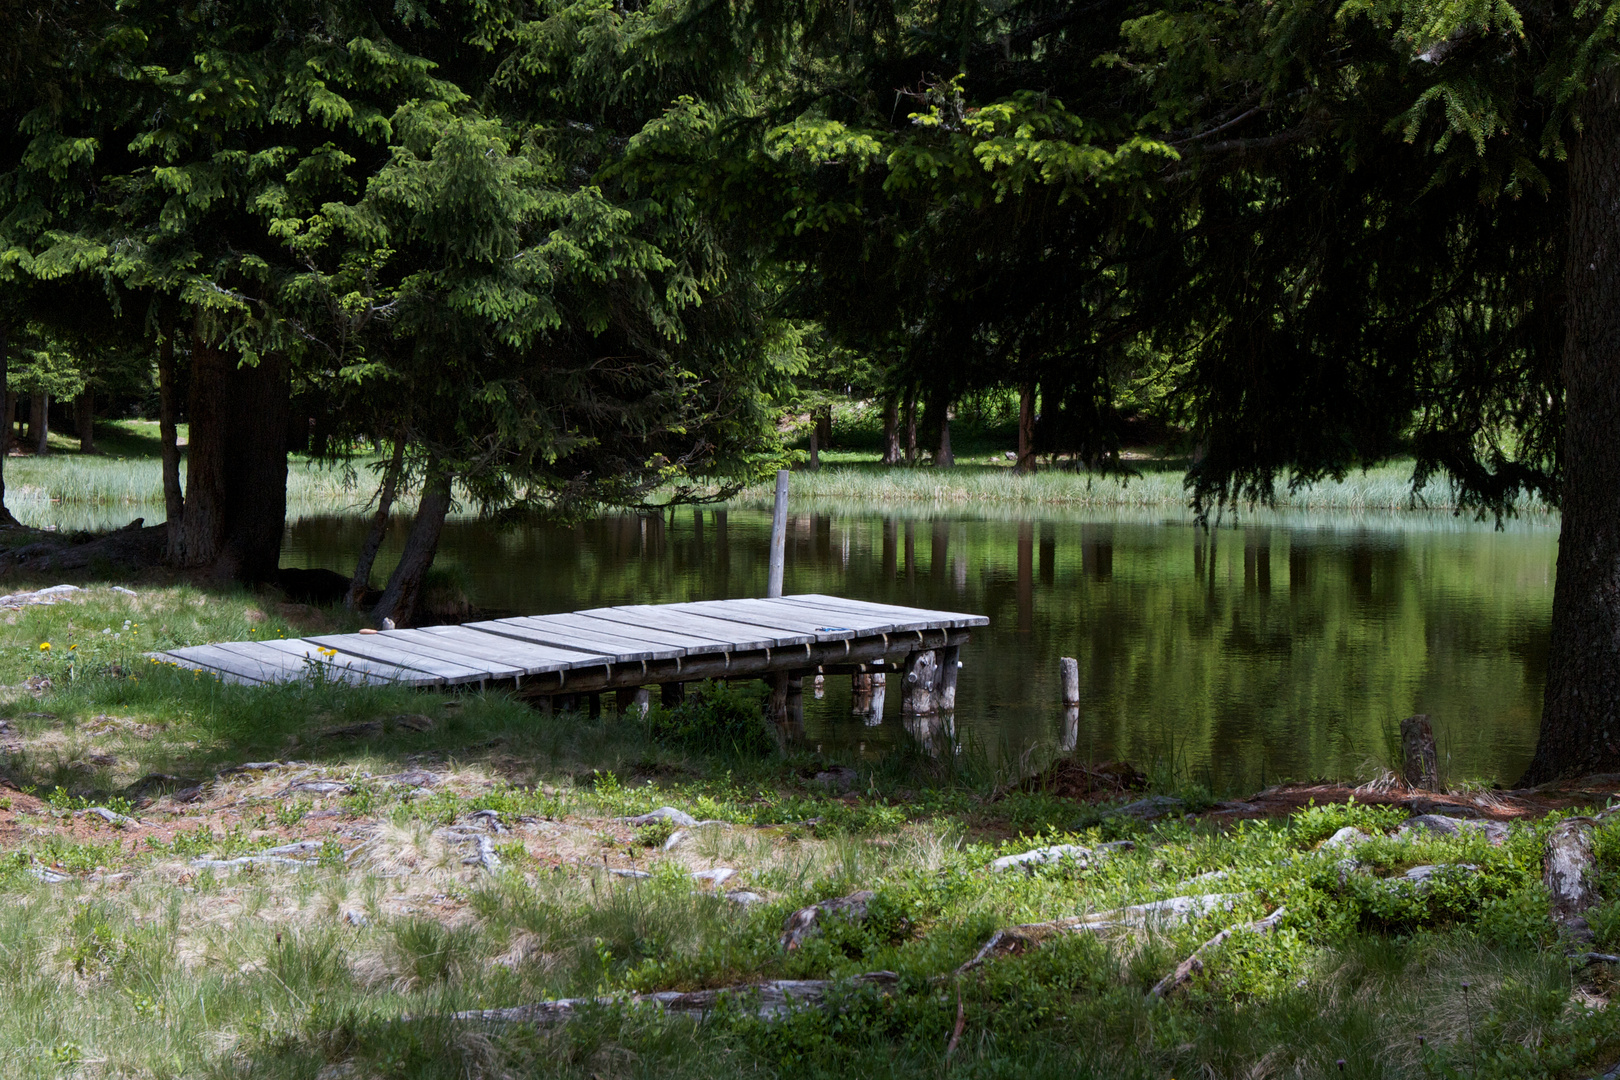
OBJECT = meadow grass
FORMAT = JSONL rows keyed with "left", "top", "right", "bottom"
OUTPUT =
{"left": 0, "top": 584, "right": 1610, "bottom": 1078}
{"left": 729, "top": 460, "right": 1559, "bottom": 517}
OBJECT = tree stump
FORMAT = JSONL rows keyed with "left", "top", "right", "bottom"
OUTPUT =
{"left": 1546, "top": 818, "right": 1598, "bottom": 945}
{"left": 1400, "top": 715, "right": 1439, "bottom": 789}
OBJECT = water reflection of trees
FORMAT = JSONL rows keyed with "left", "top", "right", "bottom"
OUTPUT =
{"left": 283, "top": 508, "right": 1555, "bottom": 785}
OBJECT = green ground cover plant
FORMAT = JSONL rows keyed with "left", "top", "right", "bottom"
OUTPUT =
{"left": 0, "top": 584, "right": 1609, "bottom": 1078}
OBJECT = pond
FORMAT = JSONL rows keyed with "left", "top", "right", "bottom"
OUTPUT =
{"left": 280, "top": 506, "right": 1557, "bottom": 790}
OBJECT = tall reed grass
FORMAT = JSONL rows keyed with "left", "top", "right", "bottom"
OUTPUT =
{"left": 729, "top": 462, "right": 1559, "bottom": 516}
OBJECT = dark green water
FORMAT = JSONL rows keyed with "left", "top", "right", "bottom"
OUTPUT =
{"left": 279, "top": 507, "right": 1557, "bottom": 788}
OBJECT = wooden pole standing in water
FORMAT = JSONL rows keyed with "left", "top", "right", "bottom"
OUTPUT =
{"left": 766, "top": 469, "right": 789, "bottom": 598}
{"left": 1059, "top": 657, "right": 1080, "bottom": 705}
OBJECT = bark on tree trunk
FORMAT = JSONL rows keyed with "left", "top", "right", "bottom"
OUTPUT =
{"left": 2, "top": 390, "right": 16, "bottom": 454}
{"left": 808, "top": 414, "right": 820, "bottom": 471}
{"left": 881, "top": 396, "right": 902, "bottom": 465}
{"left": 372, "top": 471, "right": 453, "bottom": 628}
{"left": 157, "top": 315, "right": 185, "bottom": 562}
{"left": 903, "top": 389, "right": 917, "bottom": 465}
{"left": 347, "top": 431, "right": 407, "bottom": 610}
{"left": 0, "top": 328, "right": 16, "bottom": 524}
{"left": 925, "top": 393, "right": 954, "bottom": 467}
{"left": 74, "top": 388, "right": 94, "bottom": 453}
{"left": 30, "top": 391, "right": 47, "bottom": 455}
{"left": 1523, "top": 71, "right": 1620, "bottom": 783}
{"left": 1016, "top": 383, "right": 1036, "bottom": 474}
{"left": 219, "top": 351, "right": 289, "bottom": 583}
{"left": 815, "top": 408, "right": 832, "bottom": 451}
{"left": 178, "top": 322, "right": 228, "bottom": 567}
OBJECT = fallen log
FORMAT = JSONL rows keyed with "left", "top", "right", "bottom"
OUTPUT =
{"left": 1148, "top": 906, "right": 1287, "bottom": 998}
{"left": 1546, "top": 818, "right": 1598, "bottom": 946}
{"left": 449, "top": 971, "right": 899, "bottom": 1026}
{"left": 955, "top": 894, "right": 1246, "bottom": 974}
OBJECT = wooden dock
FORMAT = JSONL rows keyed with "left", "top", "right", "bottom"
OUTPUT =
{"left": 152, "top": 594, "right": 989, "bottom": 717}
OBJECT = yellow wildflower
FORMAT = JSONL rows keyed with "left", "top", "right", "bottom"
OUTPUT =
{"left": 38, "top": 642, "right": 49, "bottom": 652}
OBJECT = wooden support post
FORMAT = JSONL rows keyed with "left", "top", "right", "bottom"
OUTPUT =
{"left": 661, "top": 682, "right": 685, "bottom": 708}
{"left": 786, "top": 673, "right": 804, "bottom": 724}
{"left": 902, "top": 651, "right": 938, "bottom": 715}
{"left": 766, "top": 469, "right": 789, "bottom": 598}
{"left": 812, "top": 672, "right": 825, "bottom": 699}
{"left": 937, "top": 645, "right": 960, "bottom": 711}
{"left": 1400, "top": 714, "right": 1439, "bottom": 789}
{"left": 588, "top": 692, "right": 601, "bottom": 719}
{"left": 1060, "top": 706, "right": 1079, "bottom": 753}
{"left": 1059, "top": 657, "right": 1080, "bottom": 706}
{"left": 535, "top": 697, "right": 554, "bottom": 718}
{"left": 767, "top": 670, "right": 790, "bottom": 722}
{"left": 865, "top": 672, "right": 886, "bottom": 725}
{"left": 616, "top": 686, "right": 651, "bottom": 718}
{"left": 555, "top": 693, "right": 579, "bottom": 714}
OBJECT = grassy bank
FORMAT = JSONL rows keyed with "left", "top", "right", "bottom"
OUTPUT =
{"left": 730, "top": 460, "right": 1560, "bottom": 517}
{"left": 0, "top": 585, "right": 1612, "bottom": 1077}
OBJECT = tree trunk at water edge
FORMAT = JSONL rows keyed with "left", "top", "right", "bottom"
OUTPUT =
{"left": 74, "top": 389, "right": 94, "bottom": 453}
{"left": 178, "top": 323, "right": 227, "bottom": 567}
{"left": 1523, "top": 71, "right": 1620, "bottom": 783}
{"left": 219, "top": 351, "right": 288, "bottom": 583}
{"left": 347, "top": 431, "right": 407, "bottom": 610}
{"left": 157, "top": 315, "right": 185, "bottom": 561}
{"left": 31, "top": 391, "right": 47, "bottom": 455}
{"left": 0, "top": 328, "right": 17, "bottom": 525}
{"left": 881, "top": 396, "right": 902, "bottom": 465}
{"left": 373, "top": 471, "right": 453, "bottom": 628}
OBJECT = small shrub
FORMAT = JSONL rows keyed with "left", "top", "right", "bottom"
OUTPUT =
{"left": 647, "top": 681, "right": 774, "bottom": 757}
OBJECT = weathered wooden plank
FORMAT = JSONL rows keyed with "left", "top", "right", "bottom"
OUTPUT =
{"left": 150, "top": 649, "right": 266, "bottom": 685}
{"left": 247, "top": 639, "right": 438, "bottom": 686}
{"left": 785, "top": 593, "right": 990, "bottom": 628}
{"left": 305, "top": 633, "right": 498, "bottom": 684}
{"left": 521, "top": 612, "right": 730, "bottom": 654}
{"left": 397, "top": 626, "right": 590, "bottom": 675}
{"left": 585, "top": 606, "right": 813, "bottom": 650}
{"left": 676, "top": 599, "right": 866, "bottom": 638}
{"left": 746, "top": 597, "right": 912, "bottom": 635}
{"left": 468, "top": 618, "right": 667, "bottom": 663}
{"left": 166, "top": 644, "right": 306, "bottom": 684}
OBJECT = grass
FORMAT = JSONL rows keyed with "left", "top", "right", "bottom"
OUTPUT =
{"left": 730, "top": 459, "right": 1560, "bottom": 518}
{"left": 0, "top": 584, "right": 1611, "bottom": 1078}
{"left": 2, "top": 420, "right": 394, "bottom": 530}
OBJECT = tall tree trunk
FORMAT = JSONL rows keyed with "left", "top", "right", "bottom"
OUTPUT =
{"left": 881, "top": 396, "right": 902, "bottom": 465}
{"left": 30, "top": 391, "right": 47, "bottom": 455}
{"left": 2, "top": 390, "right": 16, "bottom": 454}
{"left": 1016, "top": 382, "right": 1036, "bottom": 474}
{"left": 808, "top": 415, "right": 820, "bottom": 470}
{"left": 0, "top": 329, "right": 16, "bottom": 524}
{"left": 347, "top": 431, "right": 407, "bottom": 610}
{"left": 74, "top": 388, "right": 94, "bottom": 453}
{"left": 903, "top": 389, "right": 917, "bottom": 465}
{"left": 925, "top": 392, "right": 953, "bottom": 467}
{"left": 373, "top": 471, "right": 453, "bottom": 629}
{"left": 815, "top": 408, "right": 833, "bottom": 451}
{"left": 1523, "top": 71, "right": 1620, "bottom": 783}
{"left": 157, "top": 314, "right": 185, "bottom": 562}
{"left": 219, "top": 351, "right": 289, "bottom": 583}
{"left": 178, "top": 322, "right": 228, "bottom": 567}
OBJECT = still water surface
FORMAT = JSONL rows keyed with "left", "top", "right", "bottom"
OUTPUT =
{"left": 280, "top": 508, "right": 1557, "bottom": 788}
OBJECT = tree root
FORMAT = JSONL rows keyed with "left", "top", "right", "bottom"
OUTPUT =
{"left": 1147, "top": 906, "right": 1287, "bottom": 998}
{"left": 1546, "top": 818, "right": 1599, "bottom": 947}
{"left": 954, "top": 893, "right": 1246, "bottom": 975}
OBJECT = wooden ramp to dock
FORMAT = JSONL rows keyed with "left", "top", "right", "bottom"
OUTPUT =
{"left": 152, "top": 595, "right": 988, "bottom": 716}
